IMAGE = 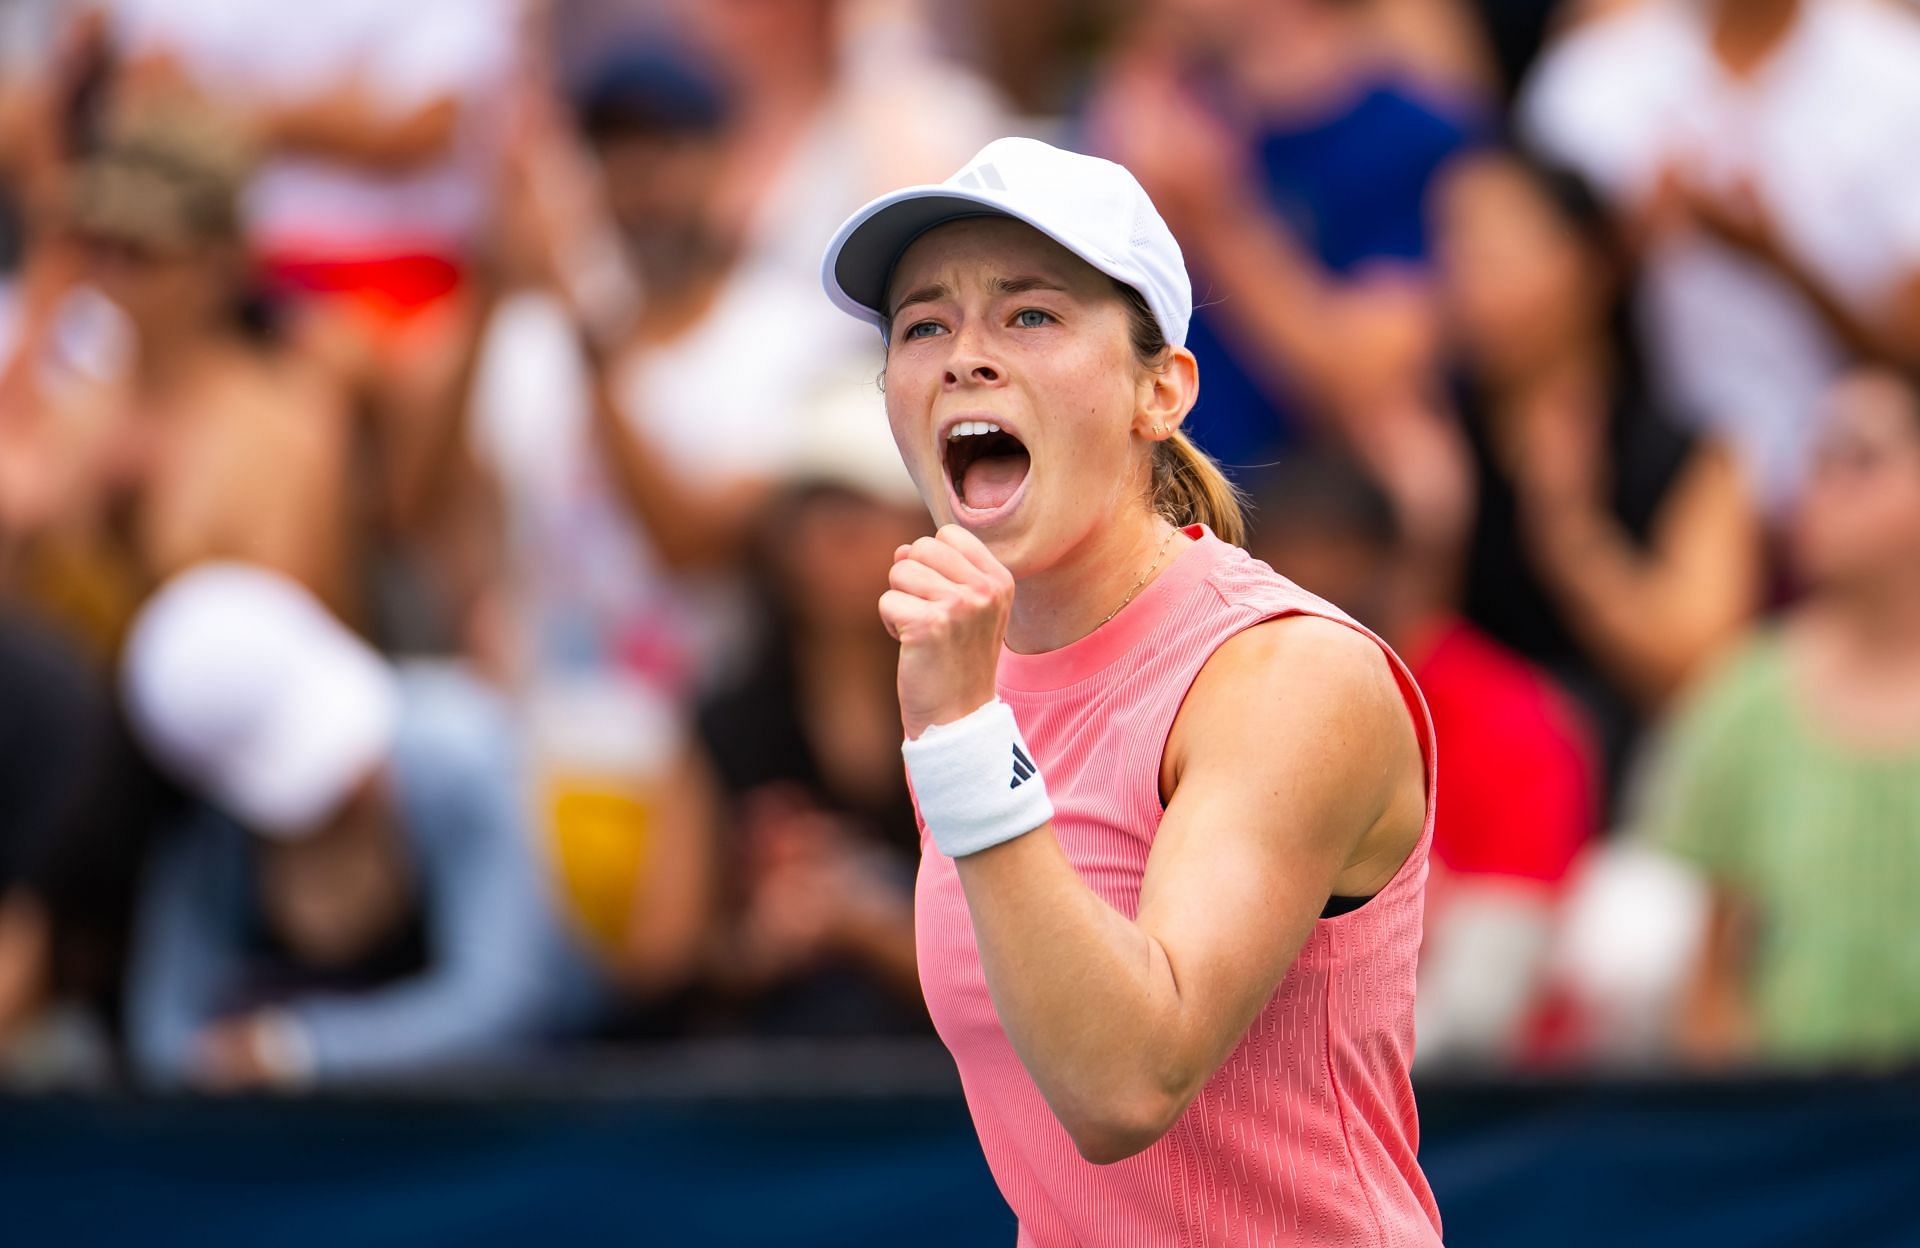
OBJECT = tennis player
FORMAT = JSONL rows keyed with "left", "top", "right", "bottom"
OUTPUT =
{"left": 821, "top": 137, "right": 1442, "bottom": 1246}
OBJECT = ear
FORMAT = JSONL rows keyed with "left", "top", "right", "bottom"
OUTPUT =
{"left": 1133, "top": 346, "right": 1200, "bottom": 442}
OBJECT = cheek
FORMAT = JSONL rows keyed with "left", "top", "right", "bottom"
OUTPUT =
{"left": 1797, "top": 482, "right": 1914, "bottom": 563}
{"left": 882, "top": 386, "right": 940, "bottom": 501}
{"left": 1049, "top": 357, "right": 1139, "bottom": 459}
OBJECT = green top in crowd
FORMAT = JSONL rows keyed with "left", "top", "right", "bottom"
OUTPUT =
{"left": 1645, "top": 630, "right": 1920, "bottom": 1064}
{"left": 1639, "top": 368, "right": 1920, "bottom": 1068}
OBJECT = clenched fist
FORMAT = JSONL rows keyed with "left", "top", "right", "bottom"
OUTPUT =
{"left": 880, "top": 526, "right": 1014, "bottom": 740}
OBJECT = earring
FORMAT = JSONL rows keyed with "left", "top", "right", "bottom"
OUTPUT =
{"left": 1153, "top": 422, "right": 1166, "bottom": 437}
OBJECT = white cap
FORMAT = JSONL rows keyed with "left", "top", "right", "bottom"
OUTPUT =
{"left": 788, "top": 362, "right": 925, "bottom": 510}
{"left": 122, "top": 562, "right": 400, "bottom": 840}
{"left": 821, "top": 135, "right": 1192, "bottom": 349}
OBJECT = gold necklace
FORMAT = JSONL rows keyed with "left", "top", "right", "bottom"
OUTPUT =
{"left": 1100, "top": 525, "right": 1178, "bottom": 626}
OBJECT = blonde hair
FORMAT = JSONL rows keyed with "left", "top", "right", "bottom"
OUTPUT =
{"left": 1118, "top": 284, "right": 1247, "bottom": 546}
{"left": 1151, "top": 428, "right": 1247, "bottom": 547}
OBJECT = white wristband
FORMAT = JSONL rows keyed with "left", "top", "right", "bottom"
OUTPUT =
{"left": 903, "top": 699, "right": 1053, "bottom": 858}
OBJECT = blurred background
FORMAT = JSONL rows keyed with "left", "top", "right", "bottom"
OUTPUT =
{"left": 1, "top": 0, "right": 1918, "bottom": 1242}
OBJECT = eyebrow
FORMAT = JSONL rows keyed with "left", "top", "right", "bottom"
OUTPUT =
{"left": 887, "top": 274, "right": 1072, "bottom": 323}
{"left": 991, "top": 275, "right": 1069, "bottom": 297}
{"left": 889, "top": 281, "right": 952, "bottom": 321}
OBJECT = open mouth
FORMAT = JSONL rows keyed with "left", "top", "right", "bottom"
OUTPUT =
{"left": 943, "top": 421, "right": 1032, "bottom": 514}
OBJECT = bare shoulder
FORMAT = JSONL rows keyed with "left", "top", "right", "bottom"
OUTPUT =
{"left": 1162, "top": 614, "right": 1425, "bottom": 889}
{"left": 1182, "top": 614, "right": 1408, "bottom": 742}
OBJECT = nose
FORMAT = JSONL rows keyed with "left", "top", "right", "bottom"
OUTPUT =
{"left": 943, "top": 325, "right": 1004, "bottom": 389}
{"left": 945, "top": 360, "right": 1001, "bottom": 387}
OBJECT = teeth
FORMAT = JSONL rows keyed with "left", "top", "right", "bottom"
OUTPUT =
{"left": 947, "top": 421, "right": 1004, "bottom": 440}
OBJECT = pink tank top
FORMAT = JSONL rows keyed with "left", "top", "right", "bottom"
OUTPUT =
{"left": 915, "top": 527, "right": 1442, "bottom": 1247}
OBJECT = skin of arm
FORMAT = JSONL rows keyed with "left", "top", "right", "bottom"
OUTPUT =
{"left": 1673, "top": 883, "right": 1757, "bottom": 1067}
{"left": 1522, "top": 442, "right": 1761, "bottom": 709}
{"left": 1089, "top": 66, "right": 1354, "bottom": 419}
{"left": 884, "top": 527, "right": 1426, "bottom": 1163}
{"left": 0, "top": 890, "right": 52, "bottom": 1049}
{"left": 256, "top": 88, "right": 460, "bottom": 173}
{"left": 487, "top": 85, "right": 767, "bottom": 574}
{"left": 1678, "top": 177, "right": 1920, "bottom": 371}
{"left": 574, "top": 323, "right": 771, "bottom": 572}
{"left": 616, "top": 743, "right": 720, "bottom": 998}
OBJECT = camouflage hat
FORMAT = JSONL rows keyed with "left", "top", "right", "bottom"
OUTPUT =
{"left": 68, "top": 107, "right": 253, "bottom": 254}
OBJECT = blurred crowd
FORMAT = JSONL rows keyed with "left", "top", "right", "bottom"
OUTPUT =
{"left": 0, "top": 0, "right": 1917, "bottom": 1093}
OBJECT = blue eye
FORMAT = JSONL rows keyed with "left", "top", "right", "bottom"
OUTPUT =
{"left": 901, "top": 320, "right": 944, "bottom": 340}
{"left": 1014, "top": 308, "right": 1055, "bottom": 328}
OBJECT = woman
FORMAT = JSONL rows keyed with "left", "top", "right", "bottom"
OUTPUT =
{"left": 822, "top": 137, "right": 1440, "bottom": 1245}
{"left": 695, "top": 469, "right": 929, "bottom": 1036}
{"left": 1642, "top": 368, "right": 1920, "bottom": 1067}
{"left": 1431, "top": 148, "right": 1760, "bottom": 810}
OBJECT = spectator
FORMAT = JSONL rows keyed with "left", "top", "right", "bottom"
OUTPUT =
{"left": 470, "top": 42, "right": 869, "bottom": 1030}
{"left": 120, "top": 563, "right": 601, "bottom": 1089}
{"left": 92, "top": 0, "right": 524, "bottom": 607}
{"left": 1090, "top": 0, "right": 1486, "bottom": 483}
{"left": 96, "top": 0, "right": 515, "bottom": 335}
{"left": 1520, "top": 0, "right": 1920, "bottom": 512}
{"left": 695, "top": 403, "right": 931, "bottom": 1037}
{"left": 1251, "top": 453, "right": 1598, "bottom": 1068}
{"left": 682, "top": 0, "right": 1009, "bottom": 292}
{"left": 0, "top": 113, "right": 356, "bottom": 1065}
{"left": 6, "top": 110, "right": 355, "bottom": 658}
{"left": 1431, "top": 148, "right": 1761, "bottom": 810}
{"left": 473, "top": 41, "right": 871, "bottom": 693}
{"left": 1639, "top": 368, "right": 1920, "bottom": 1069}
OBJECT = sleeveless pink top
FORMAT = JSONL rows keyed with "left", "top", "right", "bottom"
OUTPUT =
{"left": 915, "top": 527, "right": 1443, "bottom": 1247}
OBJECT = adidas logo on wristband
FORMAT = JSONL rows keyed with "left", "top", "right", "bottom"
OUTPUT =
{"left": 1011, "top": 742, "right": 1036, "bottom": 789}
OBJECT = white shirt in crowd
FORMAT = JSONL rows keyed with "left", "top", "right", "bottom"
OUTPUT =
{"left": 100, "top": 0, "right": 516, "bottom": 260}
{"left": 469, "top": 273, "right": 882, "bottom": 704}
{"left": 1520, "top": 0, "right": 1920, "bottom": 510}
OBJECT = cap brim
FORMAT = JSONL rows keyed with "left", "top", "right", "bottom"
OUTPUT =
{"left": 822, "top": 186, "right": 1124, "bottom": 338}
{"left": 229, "top": 647, "right": 399, "bottom": 839}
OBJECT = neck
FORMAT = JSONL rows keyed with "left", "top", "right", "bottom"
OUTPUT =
{"left": 1005, "top": 510, "right": 1181, "bottom": 654}
{"left": 1711, "top": 0, "right": 1802, "bottom": 77}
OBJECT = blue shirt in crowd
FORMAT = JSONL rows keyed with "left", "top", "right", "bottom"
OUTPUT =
{"left": 1181, "top": 80, "right": 1480, "bottom": 477}
{"left": 128, "top": 666, "right": 598, "bottom": 1085}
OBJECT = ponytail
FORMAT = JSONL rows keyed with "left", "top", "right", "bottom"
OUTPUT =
{"left": 1115, "top": 280, "right": 1248, "bottom": 546}
{"left": 1151, "top": 429, "right": 1247, "bottom": 547}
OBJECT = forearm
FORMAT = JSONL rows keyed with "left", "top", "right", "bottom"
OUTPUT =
{"left": 579, "top": 338, "right": 766, "bottom": 571}
{"left": 1758, "top": 240, "right": 1920, "bottom": 368}
{"left": 381, "top": 288, "right": 501, "bottom": 537}
{"left": 1178, "top": 197, "right": 1339, "bottom": 409}
{"left": 259, "top": 93, "right": 459, "bottom": 172}
{"left": 618, "top": 747, "right": 716, "bottom": 996}
{"left": 954, "top": 827, "right": 1198, "bottom": 1161}
{"left": 0, "top": 891, "right": 50, "bottom": 1047}
{"left": 1526, "top": 507, "right": 1741, "bottom": 707}
{"left": 1673, "top": 888, "right": 1756, "bottom": 1066}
